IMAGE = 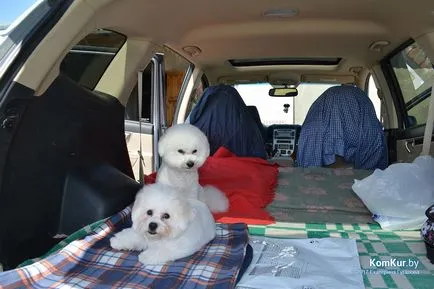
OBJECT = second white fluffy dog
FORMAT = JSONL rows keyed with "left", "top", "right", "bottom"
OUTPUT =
{"left": 156, "top": 123, "right": 229, "bottom": 213}
{"left": 110, "top": 183, "right": 216, "bottom": 265}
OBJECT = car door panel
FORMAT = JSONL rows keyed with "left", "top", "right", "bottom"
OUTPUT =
{"left": 381, "top": 40, "right": 434, "bottom": 163}
{"left": 124, "top": 120, "right": 154, "bottom": 178}
{"left": 396, "top": 135, "right": 434, "bottom": 163}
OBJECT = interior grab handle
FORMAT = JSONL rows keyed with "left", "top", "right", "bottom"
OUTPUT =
{"left": 405, "top": 139, "right": 415, "bottom": 153}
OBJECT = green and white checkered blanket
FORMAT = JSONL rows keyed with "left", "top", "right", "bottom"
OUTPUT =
{"left": 249, "top": 222, "right": 434, "bottom": 289}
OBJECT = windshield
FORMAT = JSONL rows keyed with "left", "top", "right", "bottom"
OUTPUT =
{"left": 0, "top": 0, "right": 51, "bottom": 81}
{"left": 234, "top": 83, "right": 337, "bottom": 125}
{"left": 0, "top": 0, "right": 40, "bottom": 30}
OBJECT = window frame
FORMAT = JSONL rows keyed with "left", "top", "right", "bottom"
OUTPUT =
{"left": 59, "top": 29, "right": 127, "bottom": 91}
{"left": 201, "top": 73, "right": 209, "bottom": 89}
{"left": 176, "top": 72, "right": 207, "bottom": 123}
{"left": 126, "top": 56, "right": 194, "bottom": 126}
{"left": 364, "top": 73, "right": 383, "bottom": 123}
{"left": 364, "top": 72, "right": 372, "bottom": 92}
{"left": 0, "top": 0, "right": 74, "bottom": 101}
{"left": 124, "top": 61, "right": 153, "bottom": 123}
{"left": 380, "top": 38, "right": 433, "bottom": 129}
{"left": 172, "top": 63, "right": 195, "bottom": 125}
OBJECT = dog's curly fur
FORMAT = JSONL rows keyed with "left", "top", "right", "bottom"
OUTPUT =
{"left": 110, "top": 183, "right": 216, "bottom": 265}
{"left": 156, "top": 124, "right": 229, "bottom": 213}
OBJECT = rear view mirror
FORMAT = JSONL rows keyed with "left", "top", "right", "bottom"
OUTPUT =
{"left": 269, "top": 87, "right": 298, "bottom": 97}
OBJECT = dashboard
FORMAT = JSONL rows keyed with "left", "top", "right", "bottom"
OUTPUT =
{"left": 273, "top": 128, "right": 297, "bottom": 157}
{"left": 265, "top": 124, "right": 301, "bottom": 158}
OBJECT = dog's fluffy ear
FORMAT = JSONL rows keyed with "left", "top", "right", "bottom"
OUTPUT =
{"left": 175, "top": 198, "right": 194, "bottom": 222}
{"left": 189, "top": 207, "right": 198, "bottom": 222}
{"left": 197, "top": 131, "right": 210, "bottom": 158}
{"left": 131, "top": 188, "right": 146, "bottom": 222}
{"left": 177, "top": 196, "right": 197, "bottom": 221}
{"left": 203, "top": 139, "right": 210, "bottom": 158}
{"left": 157, "top": 133, "right": 167, "bottom": 157}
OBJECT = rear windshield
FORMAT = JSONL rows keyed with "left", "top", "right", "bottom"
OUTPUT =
{"left": 234, "top": 83, "right": 337, "bottom": 125}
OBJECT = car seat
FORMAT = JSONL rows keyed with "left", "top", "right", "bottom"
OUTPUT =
{"left": 189, "top": 84, "right": 267, "bottom": 158}
{"left": 296, "top": 85, "right": 388, "bottom": 170}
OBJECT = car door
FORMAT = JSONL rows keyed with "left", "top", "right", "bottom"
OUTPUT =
{"left": 381, "top": 40, "right": 434, "bottom": 163}
{"left": 124, "top": 61, "right": 156, "bottom": 180}
{"left": 124, "top": 49, "right": 193, "bottom": 180}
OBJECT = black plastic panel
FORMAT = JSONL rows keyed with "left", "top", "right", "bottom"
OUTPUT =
{"left": 59, "top": 163, "right": 140, "bottom": 235}
{"left": 0, "top": 75, "right": 134, "bottom": 269}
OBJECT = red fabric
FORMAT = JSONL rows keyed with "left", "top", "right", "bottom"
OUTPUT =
{"left": 144, "top": 147, "right": 279, "bottom": 225}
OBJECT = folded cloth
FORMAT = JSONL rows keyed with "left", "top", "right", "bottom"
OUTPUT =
{"left": 145, "top": 147, "right": 279, "bottom": 225}
{"left": 0, "top": 206, "right": 249, "bottom": 289}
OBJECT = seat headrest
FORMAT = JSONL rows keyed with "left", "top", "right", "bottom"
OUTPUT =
{"left": 247, "top": 105, "right": 260, "bottom": 116}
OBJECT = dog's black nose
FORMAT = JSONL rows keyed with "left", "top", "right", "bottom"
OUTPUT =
{"left": 186, "top": 161, "right": 194, "bottom": 168}
{"left": 148, "top": 222, "right": 158, "bottom": 231}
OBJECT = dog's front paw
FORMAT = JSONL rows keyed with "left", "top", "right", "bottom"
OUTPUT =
{"left": 138, "top": 251, "right": 172, "bottom": 265}
{"left": 110, "top": 235, "right": 125, "bottom": 250}
{"left": 110, "top": 228, "right": 147, "bottom": 251}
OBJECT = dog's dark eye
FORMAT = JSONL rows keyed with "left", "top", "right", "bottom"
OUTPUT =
{"left": 162, "top": 213, "right": 170, "bottom": 219}
{"left": 192, "top": 149, "right": 197, "bottom": 154}
{"left": 147, "top": 210, "right": 153, "bottom": 216}
{"left": 177, "top": 149, "right": 185, "bottom": 154}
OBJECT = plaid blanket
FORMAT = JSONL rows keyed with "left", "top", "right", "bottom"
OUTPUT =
{"left": 0, "top": 206, "right": 249, "bottom": 289}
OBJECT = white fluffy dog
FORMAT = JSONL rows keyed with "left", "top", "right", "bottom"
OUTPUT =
{"left": 110, "top": 183, "right": 216, "bottom": 265}
{"left": 156, "top": 123, "right": 229, "bottom": 213}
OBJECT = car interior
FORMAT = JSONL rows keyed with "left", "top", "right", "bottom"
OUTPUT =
{"left": 0, "top": 0, "right": 433, "bottom": 287}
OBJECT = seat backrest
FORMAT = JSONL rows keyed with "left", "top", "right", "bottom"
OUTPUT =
{"left": 189, "top": 84, "right": 267, "bottom": 158}
{"left": 0, "top": 74, "right": 135, "bottom": 269}
{"left": 296, "top": 85, "right": 388, "bottom": 170}
{"left": 246, "top": 105, "right": 267, "bottom": 140}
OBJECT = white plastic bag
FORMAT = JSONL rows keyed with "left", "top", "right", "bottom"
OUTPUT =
{"left": 236, "top": 237, "right": 364, "bottom": 289}
{"left": 352, "top": 155, "right": 434, "bottom": 230}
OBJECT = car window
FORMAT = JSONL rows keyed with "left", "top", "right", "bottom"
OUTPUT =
{"left": 185, "top": 76, "right": 207, "bottom": 120}
{"left": 234, "top": 82, "right": 337, "bottom": 125}
{"left": 59, "top": 29, "right": 126, "bottom": 90}
{"left": 389, "top": 41, "right": 434, "bottom": 127}
{"left": 165, "top": 52, "right": 191, "bottom": 125}
{"left": 125, "top": 47, "right": 191, "bottom": 124}
{"left": 124, "top": 62, "right": 152, "bottom": 122}
{"left": 366, "top": 74, "right": 382, "bottom": 122}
